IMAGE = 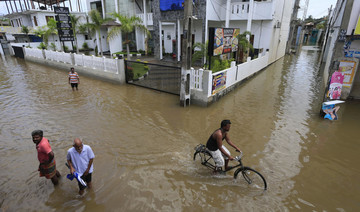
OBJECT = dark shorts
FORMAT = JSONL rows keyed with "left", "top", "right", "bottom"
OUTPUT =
{"left": 78, "top": 173, "right": 92, "bottom": 190}
{"left": 71, "top": 83, "right": 78, "bottom": 88}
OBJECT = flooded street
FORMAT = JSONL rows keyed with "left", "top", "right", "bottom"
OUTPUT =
{"left": 0, "top": 46, "right": 359, "bottom": 211}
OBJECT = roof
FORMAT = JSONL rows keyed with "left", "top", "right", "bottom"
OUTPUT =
{"left": 102, "top": 20, "right": 121, "bottom": 27}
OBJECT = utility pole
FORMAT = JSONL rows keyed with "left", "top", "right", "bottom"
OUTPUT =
{"left": 180, "top": 0, "right": 193, "bottom": 107}
{"left": 286, "top": 0, "right": 300, "bottom": 54}
{"left": 297, "top": 0, "right": 309, "bottom": 53}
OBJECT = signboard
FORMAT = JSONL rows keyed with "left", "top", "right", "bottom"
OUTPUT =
{"left": 208, "top": 28, "right": 240, "bottom": 56}
{"left": 55, "top": 14, "right": 71, "bottom": 22}
{"left": 57, "top": 22, "right": 72, "bottom": 29}
{"left": 53, "top": 7, "right": 74, "bottom": 42}
{"left": 54, "top": 6, "right": 69, "bottom": 14}
{"left": 60, "top": 37, "right": 74, "bottom": 41}
{"left": 339, "top": 60, "right": 356, "bottom": 88}
{"left": 212, "top": 72, "right": 227, "bottom": 95}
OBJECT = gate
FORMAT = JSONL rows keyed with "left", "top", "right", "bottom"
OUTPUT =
{"left": 125, "top": 60, "right": 181, "bottom": 95}
{"left": 12, "top": 46, "right": 24, "bottom": 58}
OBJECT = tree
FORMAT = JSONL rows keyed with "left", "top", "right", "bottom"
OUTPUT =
{"left": 236, "top": 31, "right": 253, "bottom": 63}
{"left": 69, "top": 14, "right": 84, "bottom": 54}
{"left": 21, "top": 26, "right": 30, "bottom": 46}
{"left": 34, "top": 19, "right": 58, "bottom": 49}
{"left": 86, "top": 10, "right": 110, "bottom": 56}
{"left": 108, "top": 12, "right": 150, "bottom": 60}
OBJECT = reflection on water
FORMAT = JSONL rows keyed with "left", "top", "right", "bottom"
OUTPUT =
{"left": 0, "top": 48, "right": 359, "bottom": 211}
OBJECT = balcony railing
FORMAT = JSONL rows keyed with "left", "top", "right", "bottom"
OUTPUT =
{"left": 228, "top": 1, "right": 273, "bottom": 21}
{"left": 136, "top": 13, "right": 153, "bottom": 26}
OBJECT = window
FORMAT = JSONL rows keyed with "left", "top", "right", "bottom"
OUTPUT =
{"left": 45, "top": 16, "right": 54, "bottom": 24}
{"left": 33, "top": 16, "right": 38, "bottom": 26}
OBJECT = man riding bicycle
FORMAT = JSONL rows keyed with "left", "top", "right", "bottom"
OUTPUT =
{"left": 206, "top": 120, "right": 241, "bottom": 172}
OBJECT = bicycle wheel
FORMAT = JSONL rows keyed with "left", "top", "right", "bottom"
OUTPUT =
{"left": 234, "top": 167, "right": 267, "bottom": 190}
{"left": 193, "top": 149, "right": 216, "bottom": 170}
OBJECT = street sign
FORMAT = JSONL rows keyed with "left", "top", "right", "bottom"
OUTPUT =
{"left": 57, "top": 22, "right": 72, "bottom": 29}
{"left": 55, "top": 14, "right": 70, "bottom": 22}
{"left": 54, "top": 6, "right": 69, "bottom": 14}
{"left": 58, "top": 29, "right": 74, "bottom": 36}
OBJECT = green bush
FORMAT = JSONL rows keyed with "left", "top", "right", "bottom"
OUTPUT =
{"left": 144, "top": 65, "right": 149, "bottom": 71}
{"left": 37, "top": 42, "right": 47, "bottom": 50}
{"left": 211, "top": 58, "right": 232, "bottom": 73}
{"left": 126, "top": 66, "right": 134, "bottom": 81}
{"left": 82, "top": 42, "right": 89, "bottom": 49}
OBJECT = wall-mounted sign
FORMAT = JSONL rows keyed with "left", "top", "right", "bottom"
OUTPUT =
{"left": 208, "top": 28, "right": 240, "bottom": 56}
{"left": 339, "top": 60, "right": 357, "bottom": 88}
{"left": 212, "top": 72, "right": 227, "bottom": 95}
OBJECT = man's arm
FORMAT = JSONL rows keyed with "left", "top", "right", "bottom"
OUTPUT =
{"left": 67, "top": 159, "right": 75, "bottom": 175}
{"left": 224, "top": 134, "right": 241, "bottom": 152}
{"left": 77, "top": 73, "right": 80, "bottom": 84}
{"left": 83, "top": 158, "right": 93, "bottom": 176}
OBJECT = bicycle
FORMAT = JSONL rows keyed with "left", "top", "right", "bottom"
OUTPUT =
{"left": 193, "top": 144, "right": 267, "bottom": 190}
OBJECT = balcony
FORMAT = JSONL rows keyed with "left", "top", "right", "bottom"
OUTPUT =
{"left": 227, "top": 1, "right": 273, "bottom": 21}
{"left": 136, "top": 13, "right": 153, "bottom": 26}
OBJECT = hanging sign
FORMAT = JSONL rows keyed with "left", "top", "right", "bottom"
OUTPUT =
{"left": 54, "top": 7, "right": 74, "bottom": 42}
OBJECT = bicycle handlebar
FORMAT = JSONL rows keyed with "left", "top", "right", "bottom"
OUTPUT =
{"left": 234, "top": 151, "right": 243, "bottom": 161}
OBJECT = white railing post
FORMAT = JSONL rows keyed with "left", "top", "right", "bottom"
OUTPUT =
{"left": 103, "top": 56, "right": 106, "bottom": 72}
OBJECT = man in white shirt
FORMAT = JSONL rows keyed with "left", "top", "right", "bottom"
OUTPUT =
{"left": 67, "top": 138, "right": 95, "bottom": 195}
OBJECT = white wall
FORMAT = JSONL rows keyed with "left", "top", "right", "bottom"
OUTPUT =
{"left": 109, "top": 27, "right": 123, "bottom": 54}
{"left": 346, "top": 0, "right": 360, "bottom": 35}
{"left": 207, "top": 0, "right": 226, "bottom": 21}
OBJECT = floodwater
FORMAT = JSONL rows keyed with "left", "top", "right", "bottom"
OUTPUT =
{"left": 0, "top": 47, "right": 359, "bottom": 212}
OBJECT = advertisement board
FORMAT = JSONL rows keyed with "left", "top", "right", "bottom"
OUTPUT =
{"left": 212, "top": 72, "right": 227, "bottom": 95}
{"left": 208, "top": 28, "right": 240, "bottom": 56}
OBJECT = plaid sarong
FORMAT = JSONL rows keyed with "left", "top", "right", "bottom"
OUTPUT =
{"left": 39, "top": 159, "right": 57, "bottom": 179}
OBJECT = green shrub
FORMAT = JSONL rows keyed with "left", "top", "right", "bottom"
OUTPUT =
{"left": 37, "top": 42, "right": 47, "bottom": 50}
{"left": 82, "top": 42, "right": 89, "bottom": 49}
{"left": 144, "top": 65, "right": 149, "bottom": 71}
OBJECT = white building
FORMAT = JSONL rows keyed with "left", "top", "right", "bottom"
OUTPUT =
{"left": 3, "top": 0, "right": 88, "bottom": 51}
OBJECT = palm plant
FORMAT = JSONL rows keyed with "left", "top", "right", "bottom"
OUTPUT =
{"left": 34, "top": 19, "right": 58, "bottom": 49}
{"left": 69, "top": 14, "right": 83, "bottom": 54}
{"left": 108, "top": 12, "right": 150, "bottom": 60}
{"left": 21, "top": 26, "right": 30, "bottom": 46}
{"left": 86, "top": 10, "right": 110, "bottom": 56}
{"left": 191, "top": 41, "right": 208, "bottom": 68}
{"left": 236, "top": 31, "right": 253, "bottom": 63}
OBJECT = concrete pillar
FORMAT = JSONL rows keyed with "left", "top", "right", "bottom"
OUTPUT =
{"left": 225, "top": 0, "right": 231, "bottom": 28}
{"left": 159, "top": 20, "right": 163, "bottom": 60}
{"left": 177, "top": 19, "right": 181, "bottom": 61}
{"left": 246, "top": 0, "right": 254, "bottom": 39}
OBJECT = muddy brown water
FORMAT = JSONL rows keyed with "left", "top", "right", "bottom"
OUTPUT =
{"left": 0, "top": 47, "right": 359, "bottom": 211}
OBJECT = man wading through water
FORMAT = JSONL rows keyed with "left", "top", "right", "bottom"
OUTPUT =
{"left": 31, "top": 130, "right": 61, "bottom": 185}
{"left": 69, "top": 67, "right": 80, "bottom": 91}
{"left": 206, "top": 120, "right": 241, "bottom": 173}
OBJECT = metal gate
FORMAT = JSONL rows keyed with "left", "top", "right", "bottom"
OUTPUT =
{"left": 12, "top": 46, "right": 24, "bottom": 58}
{"left": 125, "top": 60, "right": 181, "bottom": 95}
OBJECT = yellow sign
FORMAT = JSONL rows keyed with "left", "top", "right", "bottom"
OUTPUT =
{"left": 355, "top": 15, "right": 360, "bottom": 35}
{"left": 339, "top": 60, "right": 356, "bottom": 88}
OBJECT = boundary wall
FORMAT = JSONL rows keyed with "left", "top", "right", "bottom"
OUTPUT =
{"left": 13, "top": 44, "right": 126, "bottom": 84}
{"left": 191, "top": 52, "right": 269, "bottom": 106}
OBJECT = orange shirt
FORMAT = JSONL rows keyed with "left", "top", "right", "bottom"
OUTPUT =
{"left": 69, "top": 72, "right": 79, "bottom": 83}
{"left": 36, "top": 137, "right": 52, "bottom": 163}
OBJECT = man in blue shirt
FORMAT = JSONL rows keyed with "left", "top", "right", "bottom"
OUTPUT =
{"left": 67, "top": 138, "right": 95, "bottom": 195}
